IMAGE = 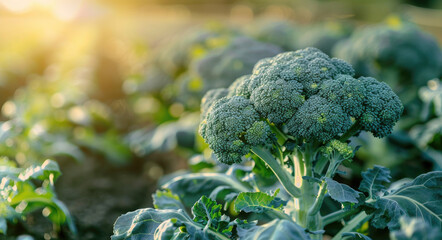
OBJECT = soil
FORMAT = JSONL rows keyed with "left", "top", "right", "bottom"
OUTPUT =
{"left": 52, "top": 151, "right": 187, "bottom": 240}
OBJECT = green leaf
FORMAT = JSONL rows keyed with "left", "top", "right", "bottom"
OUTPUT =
{"left": 112, "top": 207, "right": 230, "bottom": 240}
{"left": 153, "top": 189, "right": 185, "bottom": 210}
{"left": 208, "top": 186, "right": 236, "bottom": 203}
{"left": 162, "top": 173, "right": 249, "bottom": 208}
{"left": 234, "top": 189, "right": 286, "bottom": 214}
{"left": 359, "top": 165, "right": 391, "bottom": 199}
{"left": 371, "top": 171, "right": 442, "bottom": 229}
{"left": 153, "top": 219, "right": 191, "bottom": 240}
{"left": 0, "top": 165, "right": 20, "bottom": 181}
{"left": 238, "top": 219, "right": 311, "bottom": 240}
{"left": 325, "top": 178, "right": 361, "bottom": 203}
{"left": 342, "top": 232, "right": 372, "bottom": 240}
{"left": 192, "top": 196, "right": 222, "bottom": 226}
{"left": 52, "top": 199, "right": 77, "bottom": 235}
{"left": 189, "top": 155, "right": 215, "bottom": 173}
{"left": 390, "top": 217, "right": 442, "bottom": 240}
{"left": 112, "top": 208, "right": 191, "bottom": 240}
{"left": 229, "top": 219, "right": 257, "bottom": 236}
{"left": 191, "top": 196, "right": 233, "bottom": 236}
{"left": 18, "top": 159, "right": 61, "bottom": 182}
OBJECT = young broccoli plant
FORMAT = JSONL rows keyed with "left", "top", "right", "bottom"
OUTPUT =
{"left": 199, "top": 47, "right": 404, "bottom": 230}
{"left": 112, "top": 48, "right": 442, "bottom": 240}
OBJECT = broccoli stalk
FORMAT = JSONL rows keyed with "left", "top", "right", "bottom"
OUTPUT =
{"left": 199, "top": 48, "right": 403, "bottom": 238}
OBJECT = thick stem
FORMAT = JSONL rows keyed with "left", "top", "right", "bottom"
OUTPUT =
{"left": 313, "top": 156, "right": 328, "bottom": 175}
{"left": 331, "top": 211, "right": 372, "bottom": 240}
{"left": 297, "top": 143, "right": 320, "bottom": 230}
{"left": 269, "top": 122, "right": 289, "bottom": 144}
{"left": 251, "top": 147, "right": 301, "bottom": 198}
{"left": 322, "top": 208, "right": 360, "bottom": 226}
{"left": 339, "top": 120, "right": 362, "bottom": 142}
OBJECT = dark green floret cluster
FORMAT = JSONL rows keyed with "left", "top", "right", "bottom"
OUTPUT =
{"left": 200, "top": 47, "right": 403, "bottom": 164}
{"left": 199, "top": 96, "right": 273, "bottom": 164}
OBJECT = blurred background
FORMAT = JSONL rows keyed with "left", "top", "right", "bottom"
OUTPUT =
{"left": 0, "top": 0, "right": 441, "bottom": 240}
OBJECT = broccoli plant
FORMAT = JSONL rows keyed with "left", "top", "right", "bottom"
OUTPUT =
{"left": 0, "top": 76, "right": 131, "bottom": 166}
{"left": 112, "top": 48, "right": 441, "bottom": 240}
{"left": 0, "top": 158, "right": 76, "bottom": 239}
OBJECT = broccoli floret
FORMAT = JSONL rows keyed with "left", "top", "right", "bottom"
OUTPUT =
{"left": 286, "top": 95, "right": 352, "bottom": 142}
{"left": 248, "top": 48, "right": 352, "bottom": 97}
{"left": 359, "top": 77, "right": 403, "bottom": 138}
{"left": 200, "top": 48, "right": 403, "bottom": 164}
{"left": 245, "top": 121, "right": 274, "bottom": 146}
{"left": 199, "top": 96, "right": 272, "bottom": 164}
{"left": 200, "top": 88, "right": 229, "bottom": 119}
{"left": 319, "top": 74, "right": 365, "bottom": 118}
{"left": 320, "top": 140, "right": 354, "bottom": 161}
{"left": 250, "top": 79, "right": 304, "bottom": 125}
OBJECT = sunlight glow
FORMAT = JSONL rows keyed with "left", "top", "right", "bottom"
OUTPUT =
{"left": 0, "top": 0, "right": 33, "bottom": 13}
{"left": 0, "top": 0, "right": 84, "bottom": 21}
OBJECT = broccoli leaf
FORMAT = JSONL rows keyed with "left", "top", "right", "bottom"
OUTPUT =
{"left": 342, "top": 232, "right": 372, "bottom": 240}
{"left": 153, "top": 219, "right": 192, "bottom": 240}
{"left": 237, "top": 219, "right": 311, "bottom": 240}
{"left": 208, "top": 186, "right": 237, "bottom": 205}
{"left": 359, "top": 165, "right": 391, "bottom": 199}
{"left": 234, "top": 189, "right": 287, "bottom": 214}
{"left": 153, "top": 189, "right": 185, "bottom": 211}
{"left": 112, "top": 197, "right": 234, "bottom": 240}
{"left": 192, "top": 196, "right": 222, "bottom": 226}
{"left": 0, "top": 165, "right": 20, "bottom": 181}
{"left": 162, "top": 172, "right": 249, "bottom": 208}
{"left": 325, "top": 178, "right": 362, "bottom": 203}
{"left": 390, "top": 217, "right": 442, "bottom": 240}
{"left": 371, "top": 171, "right": 442, "bottom": 229}
{"left": 18, "top": 159, "right": 61, "bottom": 182}
{"left": 192, "top": 196, "right": 233, "bottom": 236}
{"left": 111, "top": 208, "right": 192, "bottom": 240}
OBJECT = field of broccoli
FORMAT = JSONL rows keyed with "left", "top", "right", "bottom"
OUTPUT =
{"left": 1, "top": 0, "right": 442, "bottom": 240}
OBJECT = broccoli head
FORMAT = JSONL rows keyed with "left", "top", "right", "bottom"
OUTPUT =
{"left": 200, "top": 47, "right": 403, "bottom": 164}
